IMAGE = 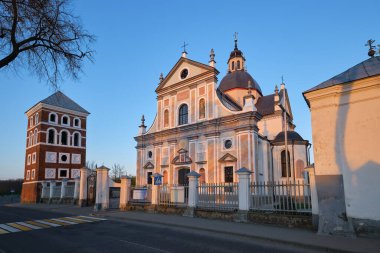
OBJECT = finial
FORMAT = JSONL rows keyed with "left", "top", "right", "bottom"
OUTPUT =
{"left": 181, "top": 41, "right": 188, "bottom": 57}
{"left": 210, "top": 48, "right": 215, "bottom": 61}
{"left": 140, "top": 115, "right": 146, "bottom": 127}
{"left": 159, "top": 73, "right": 164, "bottom": 83}
{"left": 281, "top": 75, "right": 285, "bottom": 84}
{"left": 234, "top": 32, "right": 238, "bottom": 49}
{"left": 365, "top": 39, "right": 376, "bottom": 58}
{"left": 247, "top": 80, "right": 252, "bottom": 95}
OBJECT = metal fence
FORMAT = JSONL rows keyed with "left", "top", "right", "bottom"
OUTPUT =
{"left": 158, "top": 184, "right": 188, "bottom": 207}
{"left": 65, "top": 185, "right": 75, "bottom": 197}
{"left": 250, "top": 180, "right": 311, "bottom": 213}
{"left": 197, "top": 183, "right": 239, "bottom": 211}
{"left": 129, "top": 185, "right": 152, "bottom": 203}
{"left": 52, "top": 185, "right": 61, "bottom": 198}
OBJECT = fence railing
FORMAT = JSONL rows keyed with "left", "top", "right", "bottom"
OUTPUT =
{"left": 250, "top": 180, "right": 311, "bottom": 213}
{"left": 197, "top": 183, "right": 239, "bottom": 211}
{"left": 158, "top": 184, "right": 188, "bottom": 207}
{"left": 129, "top": 185, "right": 152, "bottom": 203}
{"left": 52, "top": 186, "right": 61, "bottom": 198}
{"left": 65, "top": 185, "right": 75, "bottom": 197}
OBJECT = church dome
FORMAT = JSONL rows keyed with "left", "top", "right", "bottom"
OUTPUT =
{"left": 272, "top": 131, "right": 305, "bottom": 144}
{"left": 218, "top": 70, "right": 262, "bottom": 95}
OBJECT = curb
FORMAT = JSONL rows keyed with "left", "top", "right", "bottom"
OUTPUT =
{"left": 95, "top": 213, "right": 357, "bottom": 253}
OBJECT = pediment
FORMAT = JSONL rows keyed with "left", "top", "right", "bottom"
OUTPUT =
{"left": 156, "top": 57, "right": 217, "bottom": 93}
{"left": 218, "top": 153, "right": 237, "bottom": 163}
{"left": 171, "top": 148, "right": 192, "bottom": 165}
{"left": 143, "top": 161, "right": 154, "bottom": 170}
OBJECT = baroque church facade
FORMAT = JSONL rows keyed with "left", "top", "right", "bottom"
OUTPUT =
{"left": 21, "top": 91, "right": 89, "bottom": 203}
{"left": 135, "top": 39, "right": 310, "bottom": 186}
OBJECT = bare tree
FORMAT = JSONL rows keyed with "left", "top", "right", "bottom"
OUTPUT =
{"left": 85, "top": 160, "right": 97, "bottom": 171}
{"left": 110, "top": 163, "right": 125, "bottom": 183}
{"left": 0, "top": 0, "right": 95, "bottom": 88}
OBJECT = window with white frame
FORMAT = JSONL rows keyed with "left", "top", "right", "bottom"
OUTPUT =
{"left": 31, "top": 169, "right": 35, "bottom": 179}
{"left": 59, "top": 153, "right": 70, "bottom": 164}
{"left": 35, "top": 113, "right": 39, "bottom": 125}
{"left": 30, "top": 117, "right": 33, "bottom": 127}
{"left": 73, "top": 132, "right": 80, "bottom": 147}
{"left": 26, "top": 170, "right": 30, "bottom": 180}
{"left": 222, "top": 138, "right": 234, "bottom": 150}
{"left": 33, "top": 129, "right": 38, "bottom": 145}
{"left": 73, "top": 118, "right": 81, "bottom": 128}
{"left": 27, "top": 154, "right": 31, "bottom": 165}
{"left": 49, "top": 112, "right": 58, "bottom": 123}
{"left": 60, "top": 131, "right": 69, "bottom": 145}
{"left": 58, "top": 168, "right": 69, "bottom": 179}
{"left": 61, "top": 115, "right": 70, "bottom": 126}
{"left": 47, "top": 128, "right": 56, "bottom": 144}
{"left": 32, "top": 152, "right": 36, "bottom": 164}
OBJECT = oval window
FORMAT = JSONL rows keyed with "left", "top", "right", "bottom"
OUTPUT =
{"left": 180, "top": 69, "right": 188, "bottom": 79}
{"left": 148, "top": 151, "right": 153, "bottom": 159}
{"left": 224, "top": 140, "right": 232, "bottom": 149}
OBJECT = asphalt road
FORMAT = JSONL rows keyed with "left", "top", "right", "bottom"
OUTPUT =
{"left": 0, "top": 206, "right": 322, "bottom": 253}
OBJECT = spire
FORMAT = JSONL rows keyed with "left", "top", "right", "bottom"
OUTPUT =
{"left": 159, "top": 73, "right": 164, "bottom": 83}
{"left": 275, "top": 85, "right": 279, "bottom": 95}
{"left": 138, "top": 115, "right": 146, "bottom": 136}
{"left": 181, "top": 41, "right": 188, "bottom": 58}
{"left": 140, "top": 115, "right": 146, "bottom": 127}
{"left": 280, "top": 75, "right": 285, "bottom": 90}
{"left": 234, "top": 32, "right": 238, "bottom": 50}
{"left": 227, "top": 32, "right": 245, "bottom": 72}
{"left": 209, "top": 48, "right": 216, "bottom": 67}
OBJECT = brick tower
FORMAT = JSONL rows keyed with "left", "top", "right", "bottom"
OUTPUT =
{"left": 21, "top": 91, "right": 90, "bottom": 203}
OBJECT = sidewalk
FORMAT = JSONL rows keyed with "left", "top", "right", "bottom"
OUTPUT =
{"left": 10, "top": 203, "right": 380, "bottom": 253}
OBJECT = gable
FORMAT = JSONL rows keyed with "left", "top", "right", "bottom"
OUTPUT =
{"left": 218, "top": 153, "right": 237, "bottom": 163}
{"left": 156, "top": 57, "right": 217, "bottom": 93}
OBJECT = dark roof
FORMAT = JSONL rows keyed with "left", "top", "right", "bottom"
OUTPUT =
{"left": 216, "top": 88, "right": 242, "bottom": 111}
{"left": 304, "top": 56, "right": 380, "bottom": 94}
{"left": 37, "top": 91, "right": 89, "bottom": 114}
{"left": 218, "top": 70, "right": 262, "bottom": 95}
{"left": 228, "top": 48, "right": 245, "bottom": 62}
{"left": 256, "top": 94, "right": 275, "bottom": 116}
{"left": 272, "top": 131, "right": 305, "bottom": 143}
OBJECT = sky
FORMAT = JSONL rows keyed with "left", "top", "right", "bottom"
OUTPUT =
{"left": 1, "top": 0, "right": 379, "bottom": 179}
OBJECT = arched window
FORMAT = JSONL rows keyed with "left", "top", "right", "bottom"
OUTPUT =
{"left": 61, "top": 115, "right": 69, "bottom": 125}
{"left": 199, "top": 99, "right": 205, "bottom": 119}
{"left": 164, "top": 110, "right": 169, "bottom": 128}
{"left": 30, "top": 131, "right": 34, "bottom": 146}
{"left": 163, "top": 170, "right": 168, "bottom": 185}
{"left": 73, "top": 132, "right": 80, "bottom": 147}
{"left": 281, "top": 150, "right": 291, "bottom": 178}
{"left": 35, "top": 113, "right": 39, "bottom": 124}
{"left": 296, "top": 159, "right": 305, "bottom": 178}
{"left": 33, "top": 129, "right": 38, "bottom": 145}
{"left": 49, "top": 113, "right": 57, "bottom": 123}
{"left": 61, "top": 131, "right": 69, "bottom": 146}
{"left": 48, "top": 129, "right": 55, "bottom": 144}
{"left": 231, "top": 61, "right": 235, "bottom": 70}
{"left": 237, "top": 60, "right": 241, "bottom": 69}
{"left": 199, "top": 168, "right": 205, "bottom": 184}
{"left": 178, "top": 104, "right": 188, "bottom": 125}
{"left": 73, "top": 118, "right": 80, "bottom": 128}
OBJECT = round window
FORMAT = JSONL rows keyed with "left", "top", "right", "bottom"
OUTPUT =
{"left": 224, "top": 140, "right": 232, "bottom": 149}
{"left": 180, "top": 69, "right": 188, "bottom": 79}
{"left": 148, "top": 151, "right": 153, "bottom": 159}
{"left": 61, "top": 155, "right": 67, "bottom": 162}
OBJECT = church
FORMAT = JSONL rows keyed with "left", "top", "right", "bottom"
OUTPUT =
{"left": 135, "top": 38, "right": 310, "bottom": 186}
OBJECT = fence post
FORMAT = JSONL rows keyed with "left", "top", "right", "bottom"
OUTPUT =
{"left": 60, "top": 179, "right": 68, "bottom": 203}
{"left": 305, "top": 165, "right": 319, "bottom": 230}
{"left": 49, "top": 181, "right": 55, "bottom": 204}
{"left": 151, "top": 173, "right": 162, "bottom": 206}
{"left": 120, "top": 176, "right": 132, "bottom": 210}
{"left": 73, "top": 176, "right": 80, "bottom": 204}
{"left": 235, "top": 167, "right": 252, "bottom": 222}
{"left": 183, "top": 171, "right": 200, "bottom": 217}
{"left": 41, "top": 181, "right": 48, "bottom": 199}
{"left": 79, "top": 167, "right": 88, "bottom": 207}
{"left": 95, "top": 166, "right": 110, "bottom": 211}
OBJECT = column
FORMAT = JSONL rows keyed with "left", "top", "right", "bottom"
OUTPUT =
{"left": 41, "top": 181, "right": 48, "bottom": 199}
{"left": 95, "top": 166, "right": 110, "bottom": 211}
{"left": 305, "top": 165, "right": 319, "bottom": 229}
{"left": 49, "top": 181, "right": 55, "bottom": 204}
{"left": 60, "top": 178, "right": 68, "bottom": 201}
{"left": 79, "top": 167, "right": 88, "bottom": 207}
{"left": 120, "top": 176, "right": 132, "bottom": 210}
{"left": 73, "top": 176, "right": 80, "bottom": 202}
{"left": 235, "top": 167, "right": 252, "bottom": 222}
{"left": 151, "top": 173, "right": 162, "bottom": 205}
{"left": 187, "top": 171, "right": 200, "bottom": 208}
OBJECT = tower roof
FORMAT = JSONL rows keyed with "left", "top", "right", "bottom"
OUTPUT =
{"left": 272, "top": 131, "right": 306, "bottom": 144}
{"left": 218, "top": 70, "right": 262, "bottom": 95}
{"left": 27, "top": 91, "right": 89, "bottom": 114}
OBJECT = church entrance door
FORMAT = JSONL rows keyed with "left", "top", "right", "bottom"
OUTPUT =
{"left": 178, "top": 168, "right": 190, "bottom": 185}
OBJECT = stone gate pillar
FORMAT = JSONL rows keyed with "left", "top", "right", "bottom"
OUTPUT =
{"left": 49, "top": 181, "right": 55, "bottom": 204}
{"left": 120, "top": 176, "right": 132, "bottom": 210}
{"left": 41, "top": 181, "right": 48, "bottom": 199}
{"left": 73, "top": 176, "right": 80, "bottom": 204}
{"left": 95, "top": 166, "right": 110, "bottom": 211}
{"left": 151, "top": 173, "right": 162, "bottom": 205}
{"left": 183, "top": 171, "right": 200, "bottom": 217}
{"left": 60, "top": 179, "right": 68, "bottom": 201}
{"left": 79, "top": 167, "right": 88, "bottom": 207}
{"left": 235, "top": 167, "right": 252, "bottom": 222}
{"left": 305, "top": 165, "right": 319, "bottom": 230}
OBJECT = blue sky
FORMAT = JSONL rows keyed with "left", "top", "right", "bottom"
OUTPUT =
{"left": 1, "top": 0, "right": 378, "bottom": 179}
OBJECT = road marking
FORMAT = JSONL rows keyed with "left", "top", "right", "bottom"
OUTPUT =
{"left": 61, "top": 217, "right": 89, "bottom": 223}
{"left": 35, "top": 220, "right": 62, "bottom": 227}
{"left": 78, "top": 216, "right": 107, "bottom": 221}
{"left": 25, "top": 221, "right": 51, "bottom": 228}
{"left": 7, "top": 223, "right": 33, "bottom": 231}
{"left": 43, "top": 219, "right": 70, "bottom": 226}
{"left": 50, "top": 218, "right": 77, "bottom": 225}
{"left": 16, "top": 222, "right": 42, "bottom": 230}
{"left": 0, "top": 228, "right": 9, "bottom": 234}
{"left": 0, "top": 224, "right": 21, "bottom": 233}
